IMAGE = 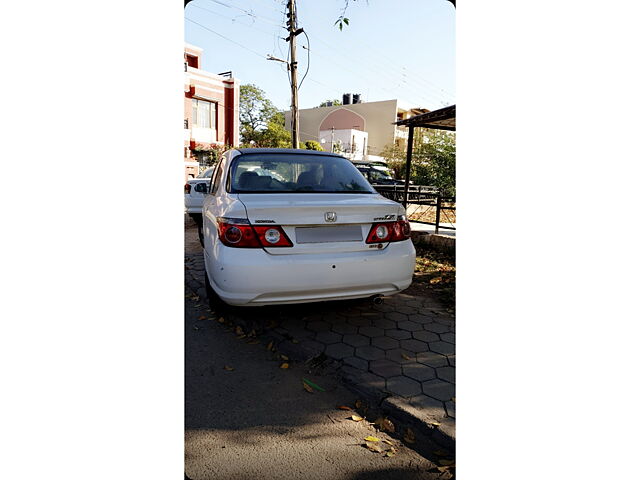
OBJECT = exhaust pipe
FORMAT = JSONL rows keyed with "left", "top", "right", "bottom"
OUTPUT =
{"left": 371, "top": 295, "right": 383, "bottom": 305}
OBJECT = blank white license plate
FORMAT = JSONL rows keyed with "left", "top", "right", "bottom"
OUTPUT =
{"left": 295, "top": 225, "right": 363, "bottom": 244}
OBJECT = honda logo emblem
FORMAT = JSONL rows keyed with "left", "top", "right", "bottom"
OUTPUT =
{"left": 324, "top": 212, "right": 337, "bottom": 222}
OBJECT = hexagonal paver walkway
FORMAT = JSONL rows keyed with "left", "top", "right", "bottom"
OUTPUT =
{"left": 184, "top": 218, "right": 456, "bottom": 443}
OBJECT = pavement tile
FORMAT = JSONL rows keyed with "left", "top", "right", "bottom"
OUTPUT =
{"left": 371, "top": 336, "right": 400, "bottom": 351}
{"left": 358, "top": 326, "right": 384, "bottom": 338}
{"left": 354, "top": 345, "right": 385, "bottom": 361}
{"left": 343, "top": 356, "right": 368, "bottom": 371}
{"left": 416, "top": 351, "right": 449, "bottom": 368}
{"left": 399, "top": 338, "right": 431, "bottom": 353}
{"left": 343, "top": 334, "right": 370, "bottom": 347}
{"left": 385, "top": 311, "right": 409, "bottom": 322}
{"left": 423, "top": 322, "right": 450, "bottom": 334}
{"left": 324, "top": 343, "right": 354, "bottom": 360}
{"left": 412, "top": 330, "right": 440, "bottom": 343}
{"left": 396, "top": 306, "right": 419, "bottom": 315}
{"left": 386, "top": 376, "right": 422, "bottom": 397}
{"left": 435, "top": 366, "right": 455, "bottom": 384}
{"left": 370, "top": 318, "right": 397, "bottom": 330}
{"left": 385, "top": 329, "right": 412, "bottom": 340}
{"left": 369, "top": 359, "right": 402, "bottom": 378}
{"left": 385, "top": 349, "right": 417, "bottom": 364}
{"left": 330, "top": 322, "right": 358, "bottom": 335}
{"left": 421, "top": 379, "right": 455, "bottom": 401}
{"left": 354, "top": 371, "right": 387, "bottom": 391}
{"left": 428, "top": 340, "right": 455, "bottom": 356}
{"left": 306, "top": 320, "right": 331, "bottom": 333}
{"left": 444, "top": 400, "right": 456, "bottom": 418}
{"left": 397, "top": 320, "right": 422, "bottom": 332}
{"left": 346, "top": 317, "right": 373, "bottom": 327}
{"left": 440, "top": 332, "right": 455, "bottom": 344}
{"left": 314, "top": 331, "right": 342, "bottom": 345}
{"left": 298, "top": 339, "right": 325, "bottom": 355}
{"left": 402, "top": 363, "right": 436, "bottom": 382}
{"left": 447, "top": 354, "right": 455, "bottom": 367}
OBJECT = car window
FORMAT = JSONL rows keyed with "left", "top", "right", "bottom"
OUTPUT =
{"left": 210, "top": 161, "right": 223, "bottom": 194}
{"left": 197, "top": 167, "right": 215, "bottom": 179}
{"left": 370, "top": 169, "right": 392, "bottom": 181}
{"left": 229, "top": 153, "right": 375, "bottom": 194}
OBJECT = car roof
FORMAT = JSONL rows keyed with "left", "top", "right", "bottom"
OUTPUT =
{"left": 233, "top": 148, "right": 345, "bottom": 158}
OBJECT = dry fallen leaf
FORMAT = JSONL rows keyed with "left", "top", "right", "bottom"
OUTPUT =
{"left": 248, "top": 329, "right": 256, "bottom": 337}
{"left": 302, "top": 382, "right": 314, "bottom": 393}
{"left": 223, "top": 365, "right": 234, "bottom": 371}
{"left": 381, "top": 418, "right": 395, "bottom": 433}
{"left": 365, "top": 441, "right": 383, "bottom": 453}
{"left": 401, "top": 353, "right": 412, "bottom": 361}
{"left": 198, "top": 315, "right": 206, "bottom": 321}
{"left": 247, "top": 339, "right": 260, "bottom": 345}
{"left": 364, "top": 436, "right": 380, "bottom": 442}
{"left": 237, "top": 335, "right": 246, "bottom": 339}
{"left": 266, "top": 341, "right": 273, "bottom": 351}
{"left": 439, "top": 459, "right": 455, "bottom": 466}
{"left": 403, "top": 428, "right": 416, "bottom": 444}
{"left": 385, "top": 451, "right": 396, "bottom": 457}
{"left": 217, "top": 318, "right": 225, "bottom": 323}
{"left": 235, "top": 326, "right": 244, "bottom": 336}
{"left": 451, "top": 397, "right": 456, "bottom": 402}
{"left": 354, "top": 400, "right": 363, "bottom": 409}
{"left": 427, "top": 421, "right": 441, "bottom": 426}
{"left": 382, "top": 439, "right": 394, "bottom": 446}
{"left": 280, "top": 355, "right": 289, "bottom": 361}
{"left": 336, "top": 405, "right": 352, "bottom": 411}
{"left": 280, "top": 363, "right": 289, "bottom": 369}
{"left": 351, "top": 414, "right": 364, "bottom": 422}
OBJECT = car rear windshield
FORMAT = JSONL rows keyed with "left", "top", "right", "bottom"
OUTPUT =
{"left": 229, "top": 153, "right": 375, "bottom": 194}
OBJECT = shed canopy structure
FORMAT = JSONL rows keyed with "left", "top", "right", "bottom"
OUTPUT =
{"left": 393, "top": 104, "right": 456, "bottom": 206}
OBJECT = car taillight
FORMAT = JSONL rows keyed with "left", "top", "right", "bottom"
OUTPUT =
{"left": 215, "top": 218, "right": 293, "bottom": 248}
{"left": 184, "top": 183, "right": 191, "bottom": 194}
{"left": 366, "top": 220, "right": 411, "bottom": 244}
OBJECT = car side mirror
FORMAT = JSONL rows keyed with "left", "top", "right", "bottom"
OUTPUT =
{"left": 194, "top": 183, "right": 208, "bottom": 193}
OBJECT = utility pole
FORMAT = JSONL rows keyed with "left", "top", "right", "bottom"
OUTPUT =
{"left": 286, "top": 0, "right": 300, "bottom": 149}
{"left": 330, "top": 127, "right": 335, "bottom": 152}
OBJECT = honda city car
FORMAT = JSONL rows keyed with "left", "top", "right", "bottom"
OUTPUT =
{"left": 201, "top": 148, "right": 416, "bottom": 306}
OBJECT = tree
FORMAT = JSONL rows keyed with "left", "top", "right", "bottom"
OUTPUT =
{"left": 319, "top": 99, "right": 341, "bottom": 107}
{"left": 381, "top": 129, "right": 456, "bottom": 196}
{"left": 303, "top": 140, "right": 323, "bottom": 151}
{"left": 258, "top": 111, "right": 292, "bottom": 149}
{"left": 239, "top": 84, "right": 278, "bottom": 144}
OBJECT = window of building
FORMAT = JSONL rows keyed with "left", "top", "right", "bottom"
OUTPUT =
{"left": 186, "top": 54, "right": 198, "bottom": 69}
{"left": 191, "top": 99, "right": 217, "bottom": 129}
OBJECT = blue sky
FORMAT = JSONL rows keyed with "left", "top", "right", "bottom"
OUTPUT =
{"left": 184, "top": 0, "right": 455, "bottom": 111}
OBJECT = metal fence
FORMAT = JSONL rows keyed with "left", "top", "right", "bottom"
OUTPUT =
{"left": 373, "top": 185, "right": 456, "bottom": 234}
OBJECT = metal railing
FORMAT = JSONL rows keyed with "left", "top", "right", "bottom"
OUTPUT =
{"left": 373, "top": 185, "right": 456, "bottom": 234}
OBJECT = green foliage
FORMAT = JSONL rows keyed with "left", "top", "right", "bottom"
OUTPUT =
{"left": 381, "top": 129, "right": 456, "bottom": 196}
{"left": 239, "top": 85, "right": 292, "bottom": 148}
{"left": 239, "top": 84, "right": 278, "bottom": 144}
{"left": 319, "top": 99, "right": 341, "bottom": 107}
{"left": 303, "top": 140, "right": 323, "bottom": 151}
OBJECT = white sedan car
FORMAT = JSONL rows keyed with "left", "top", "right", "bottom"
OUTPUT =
{"left": 202, "top": 148, "right": 416, "bottom": 306}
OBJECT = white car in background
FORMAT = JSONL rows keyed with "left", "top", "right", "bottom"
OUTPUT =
{"left": 201, "top": 148, "right": 416, "bottom": 307}
{"left": 184, "top": 166, "right": 216, "bottom": 224}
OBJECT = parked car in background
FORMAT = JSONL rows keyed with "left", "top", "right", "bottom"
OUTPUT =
{"left": 353, "top": 162, "right": 404, "bottom": 186}
{"left": 200, "top": 148, "right": 416, "bottom": 307}
{"left": 184, "top": 166, "right": 216, "bottom": 226}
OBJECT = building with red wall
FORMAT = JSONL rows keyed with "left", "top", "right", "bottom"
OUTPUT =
{"left": 184, "top": 44, "right": 239, "bottom": 179}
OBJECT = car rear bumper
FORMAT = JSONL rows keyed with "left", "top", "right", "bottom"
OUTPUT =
{"left": 204, "top": 241, "right": 416, "bottom": 306}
